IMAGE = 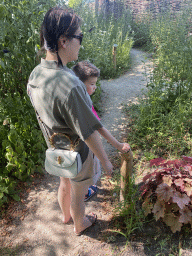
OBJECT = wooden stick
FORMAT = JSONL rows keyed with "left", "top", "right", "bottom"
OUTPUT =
{"left": 120, "top": 150, "right": 133, "bottom": 201}
{"left": 112, "top": 44, "right": 118, "bottom": 70}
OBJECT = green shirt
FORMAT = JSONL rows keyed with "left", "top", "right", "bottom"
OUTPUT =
{"left": 27, "top": 58, "right": 103, "bottom": 162}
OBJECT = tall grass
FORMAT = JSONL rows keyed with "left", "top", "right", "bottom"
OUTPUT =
{"left": 126, "top": 5, "right": 192, "bottom": 157}
{"left": 113, "top": 176, "right": 145, "bottom": 238}
{"left": 131, "top": 14, "right": 152, "bottom": 50}
{"left": 70, "top": 3, "right": 134, "bottom": 78}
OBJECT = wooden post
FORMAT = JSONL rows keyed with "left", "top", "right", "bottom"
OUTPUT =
{"left": 112, "top": 44, "right": 118, "bottom": 70}
{"left": 120, "top": 149, "right": 133, "bottom": 201}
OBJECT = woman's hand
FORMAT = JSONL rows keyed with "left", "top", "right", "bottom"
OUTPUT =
{"left": 118, "top": 143, "right": 131, "bottom": 153}
{"left": 102, "top": 160, "right": 113, "bottom": 177}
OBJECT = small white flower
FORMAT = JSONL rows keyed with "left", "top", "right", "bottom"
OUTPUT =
{"left": 35, "top": 45, "right": 39, "bottom": 53}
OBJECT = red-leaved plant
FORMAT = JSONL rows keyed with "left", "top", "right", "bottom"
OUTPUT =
{"left": 141, "top": 156, "right": 192, "bottom": 233}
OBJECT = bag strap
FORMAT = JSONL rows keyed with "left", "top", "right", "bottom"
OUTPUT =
{"left": 27, "top": 86, "right": 79, "bottom": 150}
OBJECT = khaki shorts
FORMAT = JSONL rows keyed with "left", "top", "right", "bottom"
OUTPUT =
{"left": 71, "top": 150, "right": 101, "bottom": 187}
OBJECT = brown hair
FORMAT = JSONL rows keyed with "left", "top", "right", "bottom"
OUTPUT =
{"left": 72, "top": 61, "right": 100, "bottom": 82}
{"left": 40, "top": 7, "right": 81, "bottom": 66}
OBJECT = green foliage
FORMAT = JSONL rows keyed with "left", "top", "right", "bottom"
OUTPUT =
{"left": 113, "top": 176, "right": 145, "bottom": 238}
{"left": 0, "top": 92, "right": 46, "bottom": 206}
{"left": 91, "top": 80, "right": 102, "bottom": 112}
{"left": 150, "top": 10, "right": 192, "bottom": 91}
{"left": 0, "top": 0, "right": 56, "bottom": 206}
{"left": 131, "top": 15, "right": 152, "bottom": 50}
{"left": 142, "top": 158, "right": 192, "bottom": 233}
{"left": 0, "top": 0, "right": 57, "bottom": 94}
{"left": 127, "top": 88, "right": 192, "bottom": 156}
{"left": 68, "top": 0, "right": 83, "bottom": 8}
{"left": 125, "top": 93, "right": 192, "bottom": 156}
{"left": 126, "top": 6, "right": 192, "bottom": 157}
{"left": 72, "top": 4, "right": 133, "bottom": 78}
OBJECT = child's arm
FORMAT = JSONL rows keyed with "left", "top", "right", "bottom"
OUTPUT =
{"left": 98, "top": 127, "right": 130, "bottom": 153}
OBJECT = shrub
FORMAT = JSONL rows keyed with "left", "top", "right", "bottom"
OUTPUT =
{"left": 141, "top": 157, "right": 192, "bottom": 233}
{"left": 125, "top": 89, "right": 192, "bottom": 157}
{"left": 125, "top": 5, "right": 192, "bottom": 157}
{"left": 131, "top": 15, "right": 152, "bottom": 50}
{"left": 91, "top": 80, "right": 102, "bottom": 113}
{"left": 149, "top": 9, "right": 192, "bottom": 95}
{"left": 0, "top": 92, "right": 46, "bottom": 206}
{"left": 0, "top": 0, "right": 57, "bottom": 94}
{"left": 0, "top": 0, "right": 56, "bottom": 206}
{"left": 71, "top": 3, "right": 134, "bottom": 78}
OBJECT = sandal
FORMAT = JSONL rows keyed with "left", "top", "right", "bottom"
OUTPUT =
{"left": 84, "top": 185, "right": 98, "bottom": 202}
{"left": 75, "top": 213, "right": 97, "bottom": 236}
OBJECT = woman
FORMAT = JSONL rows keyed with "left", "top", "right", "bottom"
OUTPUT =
{"left": 27, "top": 7, "right": 114, "bottom": 235}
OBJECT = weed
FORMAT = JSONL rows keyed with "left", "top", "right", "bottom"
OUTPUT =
{"left": 113, "top": 175, "right": 145, "bottom": 239}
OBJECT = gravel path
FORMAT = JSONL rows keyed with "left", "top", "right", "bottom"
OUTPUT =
{"left": 0, "top": 49, "right": 153, "bottom": 256}
{"left": 100, "top": 48, "right": 153, "bottom": 157}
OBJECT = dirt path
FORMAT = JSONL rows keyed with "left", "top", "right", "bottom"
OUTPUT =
{"left": 0, "top": 49, "right": 153, "bottom": 256}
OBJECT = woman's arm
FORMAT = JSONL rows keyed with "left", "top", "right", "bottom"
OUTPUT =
{"left": 84, "top": 130, "right": 113, "bottom": 176}
{"left": 98, "top": 127, "right": 130, "bottom": 153}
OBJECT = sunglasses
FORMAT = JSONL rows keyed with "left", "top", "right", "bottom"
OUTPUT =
{"left": 70, "top": 33, "right": 83, "bottom": 45}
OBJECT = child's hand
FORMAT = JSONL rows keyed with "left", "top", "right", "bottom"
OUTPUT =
{"left": 102, "top": 160, "right": 113, "bottom": 177}
{"left": 118, "top": 143, "right": 131, "bottom": 153}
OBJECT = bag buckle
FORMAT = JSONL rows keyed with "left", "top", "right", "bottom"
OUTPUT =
{"left": 57, "top": 156, "right": 62, "bottom": 165}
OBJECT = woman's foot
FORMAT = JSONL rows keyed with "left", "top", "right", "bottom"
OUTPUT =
{"left": 62, "top": 215, "right": 72, "bottom": 224}
{"left": 74, "top": 213, "right": 97, "bottom": 236}
{"left": 84, "top": 185, "right": 98, "bottom": 202}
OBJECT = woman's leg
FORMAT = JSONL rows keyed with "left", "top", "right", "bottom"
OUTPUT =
{"left": 70, "top": 181, "right": 95, "bottom": 234}
{"left": 58, "top": 177, "right": 71, "bottom": 223}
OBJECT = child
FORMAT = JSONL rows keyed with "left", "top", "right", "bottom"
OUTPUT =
{"left": 73, "top": 61, "right": 130, "bottom": 201}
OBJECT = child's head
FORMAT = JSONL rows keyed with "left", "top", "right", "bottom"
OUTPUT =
{"left": 73, "top": 61, "right": 100, "bottom": 95}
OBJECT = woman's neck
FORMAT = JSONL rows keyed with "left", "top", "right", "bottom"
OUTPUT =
{"left": 46, "top": 50, "right": 68, "bottom": 66}
{"left": 45, "top": 51, "right": 57, "bottom": 61}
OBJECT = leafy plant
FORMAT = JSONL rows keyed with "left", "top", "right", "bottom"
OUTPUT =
{"left": 0, "top": 0, "right": 57, "bottom": 206}
{"left": 141, "top": 157, "right": 192, "bottom": 233}
{"left": 131, "top": 14, "right": 152, "bottom": 50}
{"left": 0, "top": 0, "right": 57, "bottom": 94}
{"left": 113, "top": 175, "right": 145, "bottom": 238}
{"left": 91, "top": 80, "right": 102, "bottom": 112}
{"left": 125, "top": 3, "right": 192, "bottom": 157}
{"left": 0, "top": 92, "right": 46, "bottom": 206}
{"left": 72, "top": 3, "right": 133, "bottom": 78}
{"left": 149, "top": 9, "right": 192, "bottom": 96}
{"left": 125, "top": 91, "right": 192, "bottom": 158}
